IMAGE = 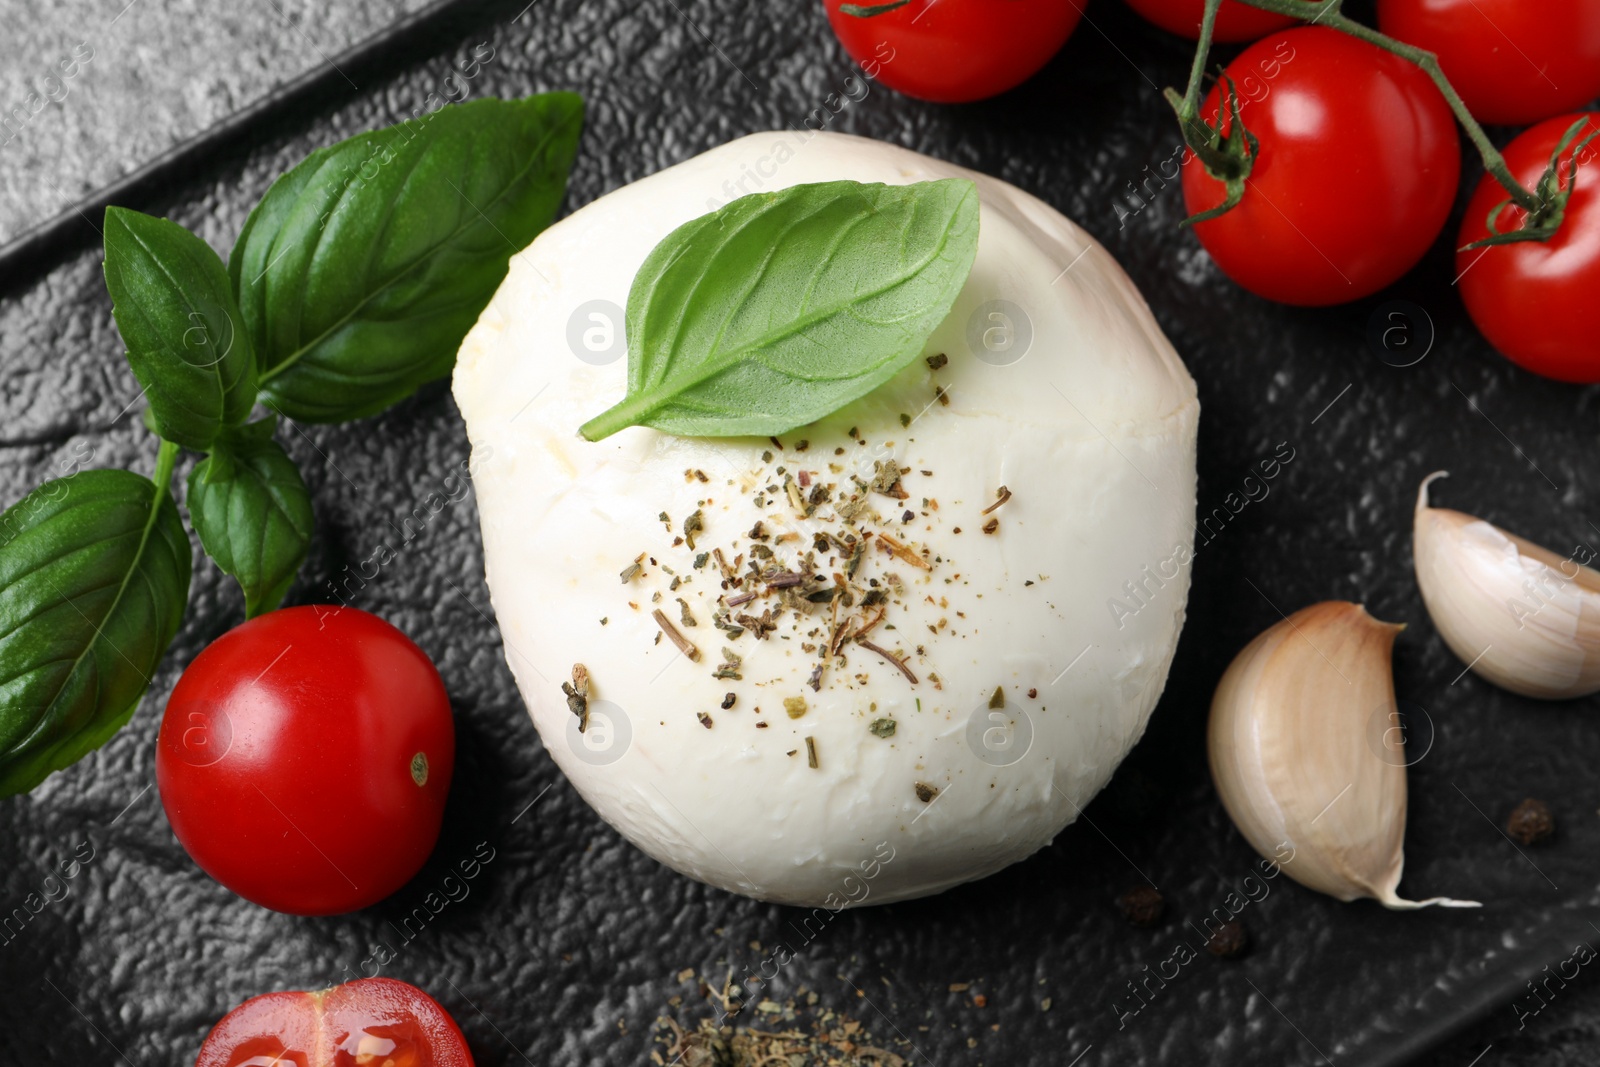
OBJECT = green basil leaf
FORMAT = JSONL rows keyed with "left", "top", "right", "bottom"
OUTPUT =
{"left": 0, "top": 469, "right": 192, "bottom": 796}
{"left": 579, "top": 178, "right": 980, "bottom": 441}
{"left": 186, "top": 416, "right": 314, "bottom": 618}
{"left": 103, "top": 207, "right": 258, "bottom": 450}
{"left": 231, "top": 92, "right": 584, "bottom": 423}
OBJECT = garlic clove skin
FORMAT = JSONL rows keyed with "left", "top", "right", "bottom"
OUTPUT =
{"left": 1414, "top": 471, "right": 1600, "bottom": 700}
{"left": 1209, "top": 601, "right": 1477, "bottom": 910}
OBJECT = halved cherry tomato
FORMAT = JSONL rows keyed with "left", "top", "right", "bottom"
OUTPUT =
{"left": 1378, "top": 0, "right": 1600, "bottom": 126}
{"left": 821, "top": 0, "right": 1081, "bottom": 103}
{"left": 1121, "top": 0, "right": 1304, "bottom": 43}
{"left": 1457, "top": 114, "right": 1600, "bottom": 383}
{"left": 1181, "top": 27, "right": 1460, "bottom": 306}
{"left": 156, "top": 606, "right": 454, "bottom": 916}
{"left": 195, "top": 978, "right": 474, "bottom": 1067}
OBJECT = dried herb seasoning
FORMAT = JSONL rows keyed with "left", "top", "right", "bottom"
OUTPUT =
{"left": 652, "top": 608, "right": 701, "bottom": 661}
{"left": 980, "top": 486, "right": 1012, "bottom": 515}
{"left": 713, "top": 647, "right": 743, "bottom": 680}
{"left": 562, "top": 663, "right": 591, "bottom": 733}
{"left": 682, "top": 509, "right": 705, "bottom": 549}
{"left": 858, "top": 638, "right": 918, "bottom": 684}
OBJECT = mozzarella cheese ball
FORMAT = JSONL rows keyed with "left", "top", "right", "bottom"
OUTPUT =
{"left": 454, "top": 131, "right": 1198, "bottom": 906}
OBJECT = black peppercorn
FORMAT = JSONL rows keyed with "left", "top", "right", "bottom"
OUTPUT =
{"left": 1506, "top": 798, "right": 1555, "bottom": 845}
{"left": 1206, "top": 920, "right": 1250, "bottom": 959}
{"left": 1117, "top": 885, "right": 1165, "bottom": 928}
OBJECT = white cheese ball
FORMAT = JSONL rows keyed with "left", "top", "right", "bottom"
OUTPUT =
{"left": 453, "top": 131, "right": 1198, "bottom": 907}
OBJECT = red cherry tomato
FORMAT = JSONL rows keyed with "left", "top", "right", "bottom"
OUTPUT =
{"left": 1181, "top": 27, "right": 1460, "bottom": 306}
{"left": 1121, "top": 0, "right": 1303, "bottom": 43}
{"left": 157, "top": 606, "right": 454, "bottom": 916}
{"left": 1457, "top": 114, "right": 1600, "bottom": 383}
{"left": 821, "top": 0, "right": 1081, "bottom": 103}
{"left": 196, "top": 977, "right": 473, "bottom": 1067}
{"left": 1378, "top": 0, "right": 1600, "bottom": 127}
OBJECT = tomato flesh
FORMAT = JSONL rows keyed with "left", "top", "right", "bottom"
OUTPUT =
{"left": 197, "top": 979, "right": 472, "bottom": 1067}
{"left": 1181, "top": 27, "right": 1460, "bottom": 306}
{"left": 1378, "top": 0, "right": 1600, "bottom": 126}
{"left": 821, "top": 0, "right": 1081, "bottom": 104}
{"left": 156, "top": 606, "right": 454, "bottom": 916}
{"left": 1457, "top": 113, "right": 1600, "bottom": 384}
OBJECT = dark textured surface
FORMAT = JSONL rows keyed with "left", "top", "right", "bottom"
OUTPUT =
{"left": 2, "top": 1, "right": 1600, "bottom": 1064}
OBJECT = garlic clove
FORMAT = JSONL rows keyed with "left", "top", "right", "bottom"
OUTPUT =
{"left": 1414, "top": 471, "right": 1600, "bottom": 700}
{"left": 1209, "top": 601, "right": 1477, "bottom": 910}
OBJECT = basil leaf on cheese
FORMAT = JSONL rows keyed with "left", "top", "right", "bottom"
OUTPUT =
{"left": 579, "top": 178, "right": 980, "bottom": 441}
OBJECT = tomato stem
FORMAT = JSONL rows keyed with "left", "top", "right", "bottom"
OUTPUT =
{"left": 1170, "top": 0, "right": 1544, "bottom": 222}
{"left": 1165, "top": 0, "right": 1260, "bottom": 223}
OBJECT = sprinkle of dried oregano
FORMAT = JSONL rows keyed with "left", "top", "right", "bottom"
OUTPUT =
{"left": 713, "top": 647, "right": 743, "bottom": 680}
{"left": 562, "top": 663, "right": 591, "bottom": 732}
{"left": 857, "top": 638, "right": 917, "bottom": 684}
{"left": 980, "top": 486, "right": 1012, "bottom": 516}
{"left": 620, "top": 553, "right": 645, "bottom": 583}
{"left": 652, "top": 608, "right": 701, "bottom": 661}
{"left": 682, "top": 509, "right": 705, "bottom": 550}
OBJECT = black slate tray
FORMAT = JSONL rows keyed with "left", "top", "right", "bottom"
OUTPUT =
{"left": 3, "top": 1, "right": 1598, "bottom": 1064}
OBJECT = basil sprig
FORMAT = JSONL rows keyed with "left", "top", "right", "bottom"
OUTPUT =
{"left": 0, "top": 93, "right": 584, "bottom": 795}
{"left": 579, "top": 178, "right": 980, "bottom": 441}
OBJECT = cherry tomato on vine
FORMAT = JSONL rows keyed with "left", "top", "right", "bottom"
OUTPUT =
{"left": 1121, "top": 0, "right": 1306, "bottom": 43}
{"left": 196, "top": 978, "right": 474, "bottom": 1067}
{"left": 821, "top": 0, "right": 1081, "bottom": 103}
{"left": 1457, "top": 114, "right": 1600, "bottom": 384}
{"left": 1181, "top": 27, "right": 1460, "bottom": 306}
{"left": 1378, "top": 0, "right": 1600, "bottom": 127}
{"left": 157, "top": 606, "right": 455, "bottom": 916}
